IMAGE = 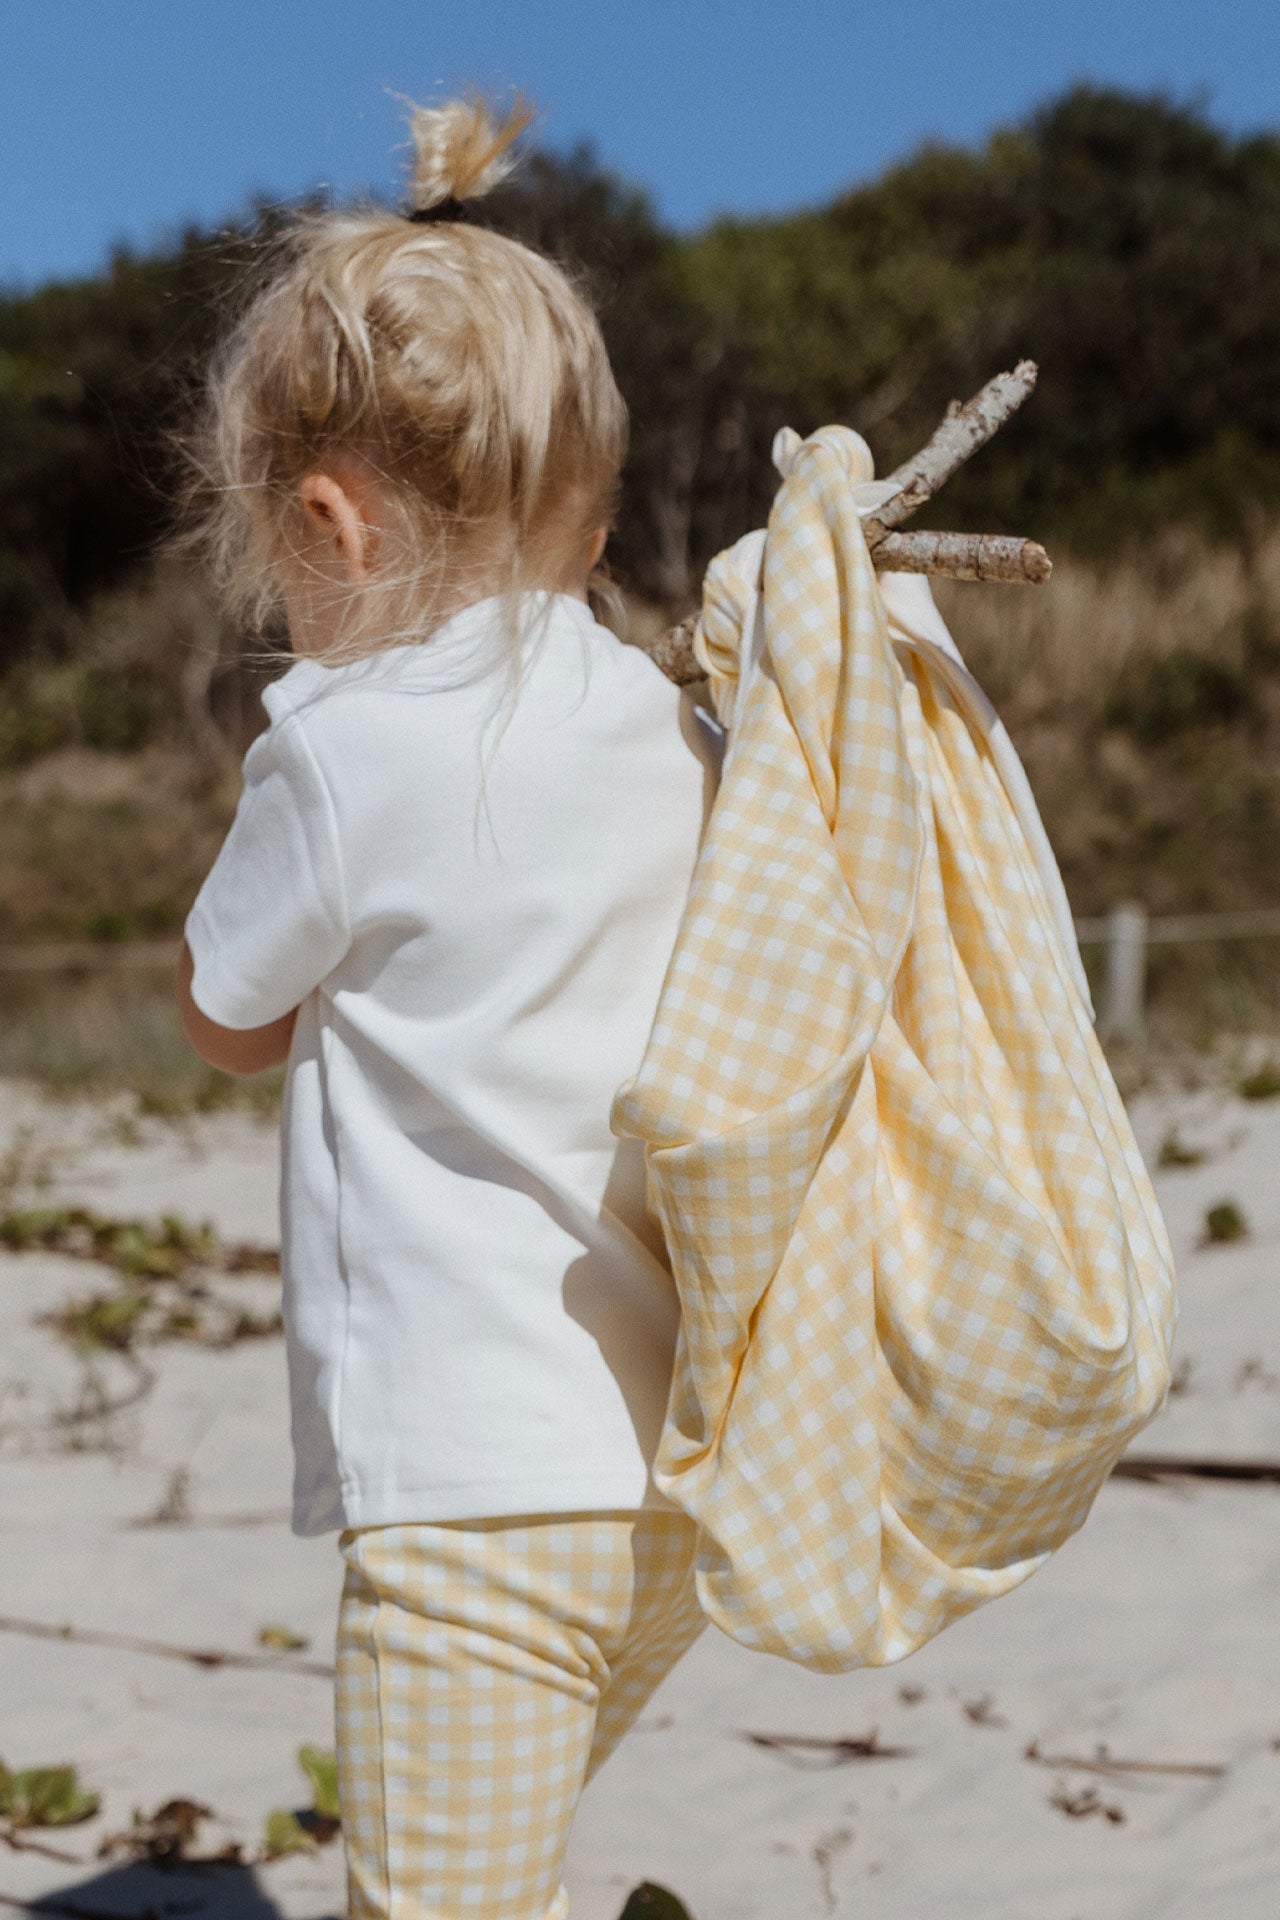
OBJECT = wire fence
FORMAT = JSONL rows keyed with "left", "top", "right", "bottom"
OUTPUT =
{"left": 1, "top": 907, "right": 1280, "bottom": 1043}
{"left": 1074, "top": 905, "right": 1280, "bottom": 1042}
{"left": 0, "top": 941, "right": 180, "bottom": 973}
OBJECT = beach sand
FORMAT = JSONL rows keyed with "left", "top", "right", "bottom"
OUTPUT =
{"left": 0, "top": 1064, "right": 1276, "bottom": 1919}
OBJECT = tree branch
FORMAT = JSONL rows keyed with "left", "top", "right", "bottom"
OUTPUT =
{"left": 645, "top": 532, "right": 1051, "bottom": 684}
{"left": 640, "top": 361, "right": 1049, "bottom": 686}
{"left": 864, "top": 360, "right": 1040, "bottom": 542}
{"left": 875, "top": 530, "right": 1052, "bottom": 583}
{"left": 645, "top": 614, "right": 704, "bottom": 687}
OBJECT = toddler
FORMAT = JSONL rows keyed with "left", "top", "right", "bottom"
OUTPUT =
{"left": 178, "top": 97, "right": 721, "bottom": 1920}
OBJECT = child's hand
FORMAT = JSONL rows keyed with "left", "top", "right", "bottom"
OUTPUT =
{"left": 177, "top": 942, "right": 298, "bottom": 1076}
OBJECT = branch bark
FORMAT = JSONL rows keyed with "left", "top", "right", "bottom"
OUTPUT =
{"left": 645, "top": 533, "right": 1051, "bottom": 684}
{"left": 864, "top": 359, "right": 1039, "bottom": 543}
{"left": 640, "top": 361, "right": 1049, "bottom": 686}
{"left": 644, "top": 614, "right": 704, "bottom": 687}
{"left": 875, "top": 530, "right": 1051, "bottom": 584}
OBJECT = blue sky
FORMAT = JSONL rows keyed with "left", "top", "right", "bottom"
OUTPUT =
{"left": 4, "top": 0, "right": 1279, "bottom": 289}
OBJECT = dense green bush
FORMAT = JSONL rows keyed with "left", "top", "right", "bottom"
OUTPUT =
{"left": 1103, "top": 651, "right": 1257, "bottom": 744}
{"left": 0, "top": 661, "right": 157, "bottom": 768}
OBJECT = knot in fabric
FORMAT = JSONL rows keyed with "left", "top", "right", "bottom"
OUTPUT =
{"left": 772, "top": 422, "right": 871, "bottom": 486}
{"left": 693, "top": 426, "right": 906, "bottom": 717}
{"left": 772, "top": 423, "right": 904, "bottom": 521}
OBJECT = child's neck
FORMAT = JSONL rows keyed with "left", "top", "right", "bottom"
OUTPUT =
{"left": 283, "top": 504, "right": 602, "bottom": 660}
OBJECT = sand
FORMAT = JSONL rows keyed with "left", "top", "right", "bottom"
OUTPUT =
{"left": 0, "top": 1064, "right": 1277, "bottom": 1920}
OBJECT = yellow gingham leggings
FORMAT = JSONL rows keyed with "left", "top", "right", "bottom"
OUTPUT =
{"left": 334, "top": 1509, "right": 707, "bottom": 1920}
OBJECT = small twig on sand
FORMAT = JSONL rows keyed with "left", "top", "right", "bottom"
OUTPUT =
{"left": 1025, "top": 1739, "right": 1227, "bottom": 1780}
{"left": 1111, "top": 1454, "right": 1280, "bottom": 1485}
{"left": 1, "top": 1831, "right": 85, "bottom": 1865}
{"left": 742, "top": 1729, "right": 912, "bottom": 1765}
{"left": 50, "top": 1354, "right": 156, "bottom": 1438}
{"left": 0, "top": 1614, "right": 334, "bottom": 1681}
{"left": 1048, "top": 1783, "right": 1126, "bottom": 1825}
{"left": 962, "top": 1694, "right": 1008, "bottom": 1728}
{"left": 123, "top": 1503, "right": 293, "bottom": 1530}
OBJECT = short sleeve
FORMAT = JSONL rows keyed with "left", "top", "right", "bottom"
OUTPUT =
{"left": 185, "top": 714, "right": 350, "bottom": 1030}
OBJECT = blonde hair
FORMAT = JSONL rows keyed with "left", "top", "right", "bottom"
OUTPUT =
{"left": 178, "top": 96, "right": 628, "bottom": 664}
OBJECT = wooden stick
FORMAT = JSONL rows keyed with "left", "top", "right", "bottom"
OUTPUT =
{"left": 875, "top": 530, "right": 1052, "bottom": 583}
{"left": 122, "top": 1503, "right": 293, "bottom": 1530}
{"left": 645, "top": 530, "right": 1051, "bottom": 684}
{"left": 0, "top": 1612, "right": 335, "bottom": 1680}
{"left": 640, "top": 361, "right": 1048, "bottom": 686}
{"left": 1, "top": 1833, "right": 86, "bottom": 1866}
{"left": 742, "top": 1729, "right": 912, "bottom": 1762}
{"left": 1110, "top": 1454, "right": 1280, "bottom": 1484}
{"left": 1024, "top": 1740, "right": 1227, "bottom": 1780}
{"left": 865, "top": 360, "right": 1039, "bottom": 543}
{"left": 644, "top": 614, "right": 703, "bottom": 687}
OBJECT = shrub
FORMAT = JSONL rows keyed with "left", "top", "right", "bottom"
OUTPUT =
{"left": 1238, "top": 1061, "right": 1280, "bottom": 1100}
{"left": 1103, "top": 650, "right": 1254, "bottom": 743}
{"left": 1202, "top": 1199, "right": 1248, "bottom": 1243}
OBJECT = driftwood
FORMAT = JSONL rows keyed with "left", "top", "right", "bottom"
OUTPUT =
{"left": 644, "top": 361, "right": 1048, "bottom": 686}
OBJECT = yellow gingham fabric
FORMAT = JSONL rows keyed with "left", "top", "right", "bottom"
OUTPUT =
{"left": 335, "top": 1510, "right": 705, "bottom": 1920}
{"left": 612, "top": 425, "right": 1178, "bottom": 1673}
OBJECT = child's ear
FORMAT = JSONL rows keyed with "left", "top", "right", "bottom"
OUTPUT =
{"left": 297, "top": 472, "right": 372, "bottom": 584}
{"left": 585, "top": 527, "right": 608, "bottom": 572}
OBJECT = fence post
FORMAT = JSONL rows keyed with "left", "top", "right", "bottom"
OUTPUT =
{"left": 1100, "top": 901, "right": 1148, "bottom": 1043}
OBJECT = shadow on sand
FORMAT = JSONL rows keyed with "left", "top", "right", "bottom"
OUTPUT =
{"left": 5, "top": 1853, "right": 341, "bottom": 1920}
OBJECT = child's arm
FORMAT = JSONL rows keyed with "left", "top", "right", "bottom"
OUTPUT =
{"left": 177, "top": 939, "right": 298, "bottom": 1076}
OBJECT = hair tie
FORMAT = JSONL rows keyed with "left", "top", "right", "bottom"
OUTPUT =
{"left": 407, "top": 197, "right": 469, "bottom": 225}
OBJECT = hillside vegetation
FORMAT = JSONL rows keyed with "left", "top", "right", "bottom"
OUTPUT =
{"left": 0, "top": 83, "right": 1278, "bottom": 1060}
{"left": 4, "top": 84, "right": 1278, "bottom": 645}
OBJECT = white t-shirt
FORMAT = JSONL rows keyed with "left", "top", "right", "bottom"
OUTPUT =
{"left": 185, "top": 592, "right": 722, "bottom": 1535}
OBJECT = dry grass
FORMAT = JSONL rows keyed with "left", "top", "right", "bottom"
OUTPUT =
{"left": 933, "top": 524, "right": 1280, "bottom": 731}
{"left": 0, "top": 750, "right": 237, "bottom": 945}
{"left": 0, "top": 742, "right": 260, "bottom": 1111}
{"left": 635, "top": 527, "right": 1280, "bottom": 1057}
{"left": 934, "top": 525, "right": 1280, "bottom": 1051}
{"left": 0, "top": 973, "right": 281, "bottom": 1116}
{"left": 0, "top": 533, "right": 1276, "bottom": 1108}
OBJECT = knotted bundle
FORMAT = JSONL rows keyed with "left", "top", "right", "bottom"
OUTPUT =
{"left": 612, "top": 425, "right": 1177, "bottom": 1672}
